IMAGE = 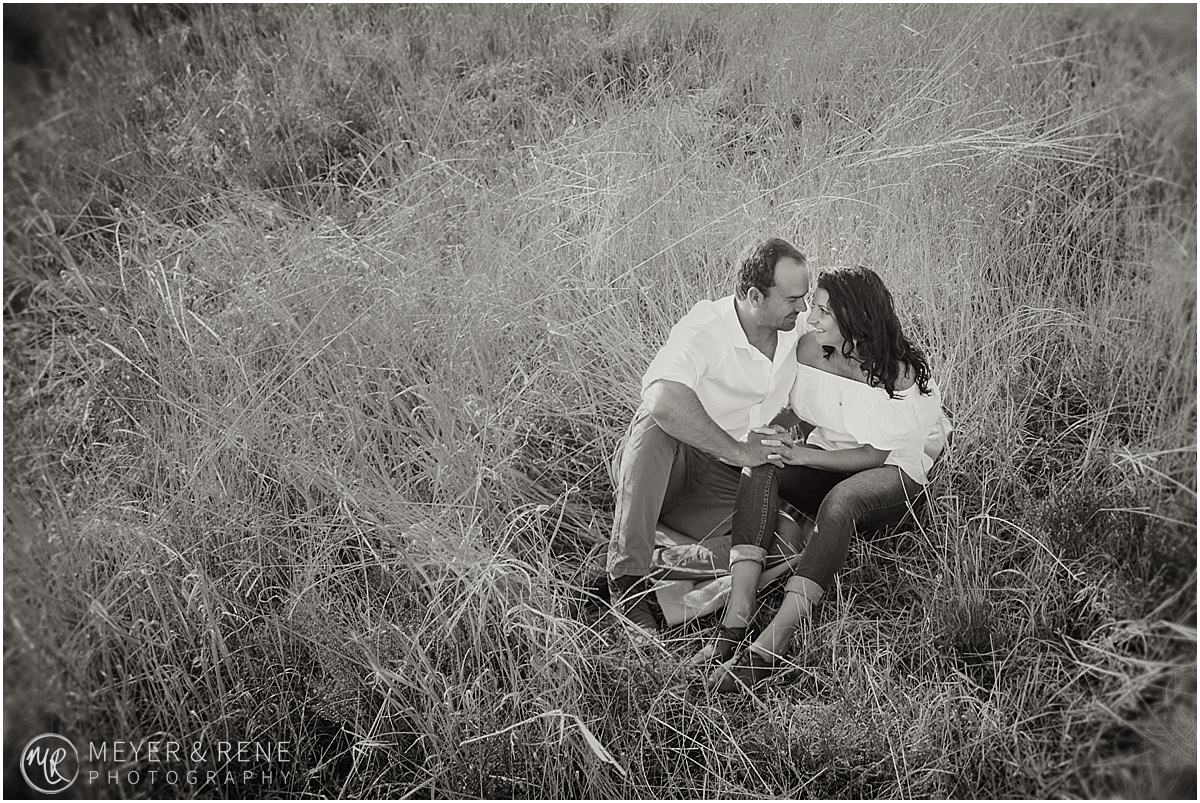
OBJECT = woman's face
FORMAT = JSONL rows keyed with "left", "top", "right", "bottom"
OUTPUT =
{"left": 807, "top": 287, "right": 846, "bottom": 350}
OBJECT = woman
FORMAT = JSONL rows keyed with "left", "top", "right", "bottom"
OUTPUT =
{"left": 691, "top": 265, "right": 951, "bottom": 692}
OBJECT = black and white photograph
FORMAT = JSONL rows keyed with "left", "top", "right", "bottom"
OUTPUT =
{"left": 3, "top": 2, "right": 1196, "bottom": 799}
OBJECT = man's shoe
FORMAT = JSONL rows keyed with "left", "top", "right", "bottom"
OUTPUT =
{"left": 607, "top": 574, "right": 661, "bottom": 635}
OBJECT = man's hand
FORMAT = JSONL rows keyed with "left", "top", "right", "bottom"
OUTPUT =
{"left": 751, "top": 425, "right": 821, "bottom": 467}
{"left": 734, "top": 443, "right": 780, "bottom": 468}
{"left": 646, "top": 380, "right": 779, "bottom": 466}
{"left": 740, "top": 426, "right": 793, "bottom": 468}
{"left": 760, "top": 431, "right": 819, "bottom": 466}
{"left": 644, "top": 381, "right": 809, "bottom": 468}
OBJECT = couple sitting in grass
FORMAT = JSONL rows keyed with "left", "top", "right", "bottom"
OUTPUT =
{"left": 606, "top": 237, "right": 951, "bottom": 693}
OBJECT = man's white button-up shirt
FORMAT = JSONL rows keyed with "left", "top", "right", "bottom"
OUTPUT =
{"left": 641, "top": 295, "right": 805, "bottom": 443}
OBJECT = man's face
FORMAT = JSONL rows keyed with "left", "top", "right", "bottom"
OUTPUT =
{"left": 754, "top": 256, "right": 811, "bottom": 331}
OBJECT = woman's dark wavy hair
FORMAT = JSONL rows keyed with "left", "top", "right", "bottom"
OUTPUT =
{"left": 818, "top": 265, "right": 932, "bottom": 398}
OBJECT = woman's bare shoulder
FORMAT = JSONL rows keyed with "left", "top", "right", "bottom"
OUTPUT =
{"left": 796, "top": 331, "right": 825, "bottom": 367}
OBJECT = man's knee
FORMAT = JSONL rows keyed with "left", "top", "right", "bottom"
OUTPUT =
{"left": 617, "top": 409, "right": 680, "bottom": 470}
{"left": 629, "top": 406, "right": 676, "bottom": 444}
{"left": 610, "top": 408, "right": 670, "bottom": 483}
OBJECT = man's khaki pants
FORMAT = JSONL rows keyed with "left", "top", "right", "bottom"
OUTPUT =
{"left": 607, "top": 406, "right": 742, "bottom": 578}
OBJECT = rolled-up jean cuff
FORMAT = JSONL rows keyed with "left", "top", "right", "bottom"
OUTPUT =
{"left": 785, "top": 574, "right": 824, "bottom": 597}
{"left": 729, "top": 544, "right": 767, "bottom": 567}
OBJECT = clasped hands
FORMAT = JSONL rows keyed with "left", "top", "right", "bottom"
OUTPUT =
{"left": 743, "top": 424, "right": 813, "bottom": 468}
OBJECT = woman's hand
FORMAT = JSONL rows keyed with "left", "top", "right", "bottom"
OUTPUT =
{"left": 756, "top": 430, "right": 813, "bottom": 466}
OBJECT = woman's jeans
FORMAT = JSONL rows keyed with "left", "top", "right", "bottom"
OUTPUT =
{"left": 731, "top": 462, "right": 927, "bottom": 591}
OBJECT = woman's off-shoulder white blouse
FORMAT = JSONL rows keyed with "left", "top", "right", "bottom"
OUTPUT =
{"left": 789, "top": 363, "right": 952, "bottom": 484}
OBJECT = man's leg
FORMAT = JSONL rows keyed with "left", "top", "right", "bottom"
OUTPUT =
{"left": 607, "top": 407, "right": 695, "bottom": 632}
{"left": 608, "top": 407, "right": 693, "bottom": 577}
{"left": 659, "top": 452, "right": 743, "bottom": 543}
{"left": 652, "top": 450, "right": 760, "bottom": 584}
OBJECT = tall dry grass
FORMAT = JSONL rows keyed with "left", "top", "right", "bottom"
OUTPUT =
{"left": 3, "top": 4, "right": 1195, "bottom": 798}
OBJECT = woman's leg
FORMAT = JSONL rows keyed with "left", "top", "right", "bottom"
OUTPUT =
{"left": 695, "top": 462, "right": 831, "bottom": 667}
{"left": 690, "top": 464, "right": 780, "bottom": 666}
{"left": 722, "top": 463, "right": 843, "bottom": 627}
{"left": 748, "top": 575, "right": 825, "bottom": 661}
{"left": 746, "top": 465, "right": 925, "bottom": 659}
{"left": 790, "top": 465, "right": 926, "bottom": 590}
{"left": 696, "top": 465, "right": 841, "bottom": 674}
{"left": 721, "top": 464, "right": 781, "bottom": 630}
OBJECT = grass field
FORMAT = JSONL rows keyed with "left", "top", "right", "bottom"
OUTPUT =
{"left": 3, "top": 3, "right": 1196, "bottom": 798}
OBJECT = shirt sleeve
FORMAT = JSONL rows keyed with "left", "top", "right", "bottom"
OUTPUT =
{"left": 640, "top": 308, "right": 714, "bottom": 395}
{"left": 788, "top": 380, "right": 817, "bottom": 426}
{"left": 841, "top": 386, "right": 945, "bottom": 452}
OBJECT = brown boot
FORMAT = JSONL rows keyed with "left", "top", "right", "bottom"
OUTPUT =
{"left": 607, "top": 574, "right": 660, "bottom": 635}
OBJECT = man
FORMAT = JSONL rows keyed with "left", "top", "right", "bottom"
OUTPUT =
{"left": 607, "top": 237, "right": 812, "bottom": 634}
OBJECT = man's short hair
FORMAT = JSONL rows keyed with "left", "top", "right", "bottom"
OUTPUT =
{"left": 735, "top": 237, "right": 807, "bottom": 299}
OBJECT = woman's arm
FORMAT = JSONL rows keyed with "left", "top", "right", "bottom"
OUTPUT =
{"left": 761, "top": 435, "right": 889, "bottom": 472}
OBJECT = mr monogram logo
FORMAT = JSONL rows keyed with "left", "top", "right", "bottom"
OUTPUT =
{"left": 20, "top": 733, "right": 80, "bottom": 794}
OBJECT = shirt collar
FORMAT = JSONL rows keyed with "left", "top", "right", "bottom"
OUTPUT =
{"left": 719, "top": 295, "right": 758, "bottom": 352}
{"left": 721, "top": 295, "right": 806, "bottom": 365}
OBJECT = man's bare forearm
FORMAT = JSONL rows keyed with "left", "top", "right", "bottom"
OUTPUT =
{"left": 643, "top": 380, "right": 760, "bottom": 466}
